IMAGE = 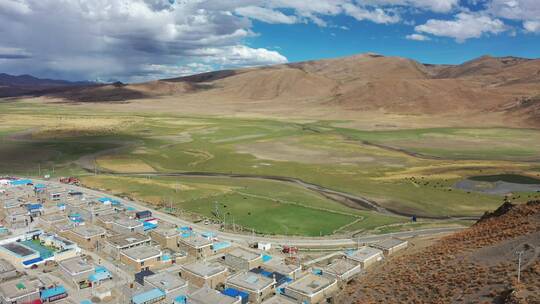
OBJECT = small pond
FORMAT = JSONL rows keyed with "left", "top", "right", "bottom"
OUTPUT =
{"left": 455, "top": 174, "right": 540, "bottom": 195}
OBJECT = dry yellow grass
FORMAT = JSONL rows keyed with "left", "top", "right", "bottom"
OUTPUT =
{"left": 0, "top": 114, "right": 140, "bottom": 139}
{"left": 96, "top": 156, "right": 156, "bottom": 173}
{"left": 376, "top": 160, "right": 533, "bottom": 181}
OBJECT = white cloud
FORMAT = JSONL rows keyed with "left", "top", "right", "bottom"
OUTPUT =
{"left": 415, "top": 12, "right": 507, "bottom": 42}
{"left": 342, "top": 3, "right": 400, "bottom": 24}
{"left": 405, "top": 33, "right": 430, "bottom": 41}
{"left": 487, "top": 0, "right": 540, "bottom": 33}
{"left": 186, "top": 45, "right": 288, "bottom": 67}
{"left": 523, "top": 20, "right": 540, "bottom": 33}
{"left": 0, "top": 46, "right": 32, "bottom": 59}
{"left": 0, "top": 0, "right": 31, "bottom": 16}
{"left": 487, "top": 0, "right": 540, "bottom": 21}
{"left": 0, "top": 0, "right": 533, "bottom": 82}
{"left": 362, "top": 0, "right": 459, "bottom": 13}
{"left": 235, "top": 6, "right": 298, "bottom": 24}
{"left": 0, "top": 0, "right": 287, "bottom": 82}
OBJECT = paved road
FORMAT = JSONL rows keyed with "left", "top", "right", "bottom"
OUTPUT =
{"left": 39, "top": 179, "right": 464, "bottom": 248}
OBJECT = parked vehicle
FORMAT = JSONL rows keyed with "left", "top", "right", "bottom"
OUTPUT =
{"left": 60, "top": 177, "right": 80, "bottom": 185}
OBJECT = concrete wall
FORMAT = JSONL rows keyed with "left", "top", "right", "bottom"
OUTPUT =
{"left": 149, "top": 232, "right": 178, "bottom": 250}
{"left": 285, "top": 281, "right": 338, "bottom": 304}
{"left": 119, "top": 254, "right": 161, "bottom": 272}
{"left": 225, "top": 282, "right": 274, "bottom": 304}
{"left": 180, "top": 270, "right": 228, "bottom": 289}
{"left": 62, "top": 231, "right": 104, "bottom": 250}
{"left": 177, "top": 243, "right": 212, "bottom": 260}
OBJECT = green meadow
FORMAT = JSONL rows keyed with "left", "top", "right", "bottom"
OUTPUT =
{"left": 1, "top": 100, "right": 539, "bottom": 235}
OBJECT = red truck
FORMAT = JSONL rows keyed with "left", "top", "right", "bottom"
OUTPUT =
{"left": 282, "top": 245, "right": 298, "bottom": 254}
{"left": 60, "top": 177, "right": 80, "bottom": 185}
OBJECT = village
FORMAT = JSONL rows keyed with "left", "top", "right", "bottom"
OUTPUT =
{"left": 0, "top": 177, "right": 409, "bottom": 304}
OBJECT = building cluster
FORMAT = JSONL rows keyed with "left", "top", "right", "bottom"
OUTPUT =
{"left": 0, "top": 177, "right": 408, "bottom": 304}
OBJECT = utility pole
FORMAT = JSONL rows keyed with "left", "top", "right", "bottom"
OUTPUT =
{"left": 517, "top": 250, "right": 524, "bottom": 284}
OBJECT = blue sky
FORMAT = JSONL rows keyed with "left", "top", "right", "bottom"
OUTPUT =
{"left": 248, "top": 9, "right": 539, "bottom": 65}
{"left": 0, "top": 0, "right": 539, "bottom": 81}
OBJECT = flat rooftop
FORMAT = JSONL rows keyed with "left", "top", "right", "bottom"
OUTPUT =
{"left": 263, "top": 259, "right": 300, "bottom": 274}
{"left": 59, "top": 256, "right": 94, "bottom": 275}
{"left": 0, "top": 277, "right": 41, "bottom": 299}
{"left": 144, "top": 272, "right": 187, "bottom": 292}
{"left": 71, "top": 224, "right": 106, "bottom": 238}
{"left": 6, "top": 207, "right": 26, "bottom": 216}
{"left": 122, "top": 245, "right": 161, "bottom": 261}
{"left": 106, "top": 233, "right": 150, "bottom": 248}
{"left": 0, "top": 259, "right": 16, "bottom": 273}
{"left": 53, "top": 222, "right": 75, "bottom": 232}
{"left": 152, "top": 228, "right": 178, "bottom": 238}
{"left": 347, "top": 246, "right": 383, "bottom": 262}
{"left": 286, "top": 273, "right": 336, "bottom": 296}
{"left": 262, "top": 295, "right": 297, "bottom": 304}
{"left": 181, "top": 261, "right": 227, "bottom": 278}
{"left": 226, "top": 272, "right": 274, "bottom": 292}
{"left": 178, "top": 235, "right": 212, "bottom": 248}
{"left": 40, "top": 213, "right": 66, "bottom": 223}
{"left": 188, "top": 287, "right": 239, "bottom": 304}
{"left": 226, "top": 247, "right": 261, "bottom": 261}
{"left": 114, "top": 217, "right": 142, "bottom": 228}
{"left": 323, "top": 259, "right": 360, "bottom": 276}
{"left": 98, "top": 214, "right": 117, "bottom": 224}
{"left": 372, "top": 238, "right": 408, "bottom": 250}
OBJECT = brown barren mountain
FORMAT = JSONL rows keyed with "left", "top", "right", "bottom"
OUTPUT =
{"left": 339, "top": 200, "right": 540, "bottom": 304}
{"left": 6, "top": 53, "right": 540, "bottom": 127}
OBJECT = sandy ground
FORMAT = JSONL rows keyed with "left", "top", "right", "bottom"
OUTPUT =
{"left": 27, "top": 95, "right": 530, "bottom": 130}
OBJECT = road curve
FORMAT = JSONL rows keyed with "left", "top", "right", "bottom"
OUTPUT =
{"left": 36, "top": 179, "right": 464, "bottom": 248}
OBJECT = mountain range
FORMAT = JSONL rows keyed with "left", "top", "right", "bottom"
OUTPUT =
{"left": 1, "top": 53, "right": 539, "bottom": 126}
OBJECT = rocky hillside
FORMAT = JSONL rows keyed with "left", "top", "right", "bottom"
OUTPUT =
{"left": 0, "top": 73, "right": 93, "bottom": 97}
{"left": 340, "top": 201, "right": 540, "bottom": 303}
{"left": 3, "top": 53, "right": 540, "bottom": 126}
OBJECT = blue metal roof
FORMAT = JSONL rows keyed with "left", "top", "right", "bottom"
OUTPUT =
{"left": 174, "top": 295, "right": 187, "bottom": 304}
{"left": 222, "top": 288, "right": 248, "bottom": 304}
{"left": 89, "top": 271, "right": 111, "bottom": 282}
{"left": 212, "top": 241, "right": 231, "bottom": 251}
{"left": 132, "top": 288, "right": 165, "bottom": 304}
{"left": 41, "top": 286, "right": 67, "bottom": 300}
{"left": 95, "top": 265, "right": 110, "bottom": 273}
{"left": 27, "top": 204, "right": 43, "bottom": 211}
{"left": 201, "top": 232, "right": 216, "bottom": 238}
{"left": 143, "top": 222, "right": 157, "bottom": 231}
{"left": 22, "top": 257, "right": 43, "bottom": 266}
{"left": 10, "top": 179, "right": 32, "bottom": 186}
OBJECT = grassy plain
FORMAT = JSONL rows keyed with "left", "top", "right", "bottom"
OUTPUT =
{"left": 1, "top": 100, "right": 539, "bottom": 235}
